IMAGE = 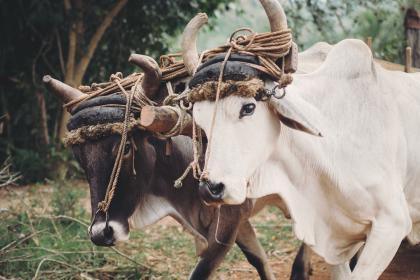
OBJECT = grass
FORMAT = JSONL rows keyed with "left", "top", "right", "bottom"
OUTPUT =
{"left": 0, "top": 181, "right": 300, "bottom": 279}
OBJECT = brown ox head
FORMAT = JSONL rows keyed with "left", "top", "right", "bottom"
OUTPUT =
{"left": 44, "top": 55, "right": 169, "bottom": 246}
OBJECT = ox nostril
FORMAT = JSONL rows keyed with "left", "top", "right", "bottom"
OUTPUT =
{"left": 104, "top": 225, "right": 113, "bottom": 241}
{"left": 198, "top": 180, "right": 225, "bottom": 205}
{"left": 209, "top": 182, "right": 224, "bottom": 196}
{"left": 90, "top": 225, "right": 115, "bottom": 246}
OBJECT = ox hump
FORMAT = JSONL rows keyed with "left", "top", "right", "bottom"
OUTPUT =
{"left": 320, "top": 39, "right": 376, "bottom": 80}
{"left": 299, "top": 41, "right": 333, "bottom": 61}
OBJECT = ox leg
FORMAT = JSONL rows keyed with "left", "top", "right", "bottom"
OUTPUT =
{"left": 188, "top": 233, "right": 236, "bottom": 280}
{"left": 188, "top": 207, "right": 240, "bottom": 280}
{"left": 349, "top": 214, "right": 410, "bottom": 280}
{"left": 235, "top": 220, "right": 276, "bottom": 280}
{"left": 290, "top": 243, "right": 312, "bottom": 280}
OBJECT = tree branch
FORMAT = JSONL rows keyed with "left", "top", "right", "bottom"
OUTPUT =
{"left": 55, "top": 29, "right": 66, "bottom": 76}
{"left": 74, "top": 0, "right": 128, "bottom": 84}
{"left": 65, "top": 24, "right": 77, "bottom": 83}
{"left": 64, "top": 0, "right": 82, "bottom": 84}
{"left": 0, "top": 158, "right": 21, "bottom": 188}
{"left": 35, "top": 91, "right": 50, "bottom": 146}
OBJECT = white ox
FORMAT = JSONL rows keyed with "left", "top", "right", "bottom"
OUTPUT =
{"left": 187, "top": 20, "right": 420, "bottom": 280}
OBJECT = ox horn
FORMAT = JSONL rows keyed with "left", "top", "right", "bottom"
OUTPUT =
{"left": 181, "top": 13, "right": 208, "bottom": 75}
{"left": 43, "top": 75, "right": 87, "bottom": 103}
{"left": 140, "top": 105, "right": 193, "bottom": 136}
{"left": 259, "top": 0, "right": 288, "bottom": 31}
{"left": 128, "top": 54, "right": 162, "bottom": 99}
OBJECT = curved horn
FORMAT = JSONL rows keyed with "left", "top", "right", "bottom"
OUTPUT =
{"left": 259, "top": 0, "right": 288, "bottom": 31}
{"left": 43, "top": 75, "right": 87, "bottom": 103}
{"left": 181, "top": 13, "right": 208, "bottom": 75}
{"left": 128, "top": 54, "right": 162, "bottom": 99}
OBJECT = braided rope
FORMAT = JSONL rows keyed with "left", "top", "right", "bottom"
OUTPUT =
{"left": 96, "top": 76, "right": 140, "bottom": 213}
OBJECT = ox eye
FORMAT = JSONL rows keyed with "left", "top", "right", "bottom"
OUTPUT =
{"left": 239, "top": 103, "right": 256, "bottom": 118}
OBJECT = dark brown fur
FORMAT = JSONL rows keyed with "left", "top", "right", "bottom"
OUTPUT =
{"left": 72, "top": 131, "right": 277, "bottom": 279}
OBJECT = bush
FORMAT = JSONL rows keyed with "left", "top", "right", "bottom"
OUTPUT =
{"left": 0, "top": 182, "right": 151, "bottom": 279}
{"left": 51, "top": 180, "right": 85, "bottom": 218}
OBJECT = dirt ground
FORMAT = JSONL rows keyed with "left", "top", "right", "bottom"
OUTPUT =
{"left": 1, "top": 183, "right": 420, "bottom": 280}
{"left": 128, "top": 202, "right": 420, "bottom": 280}
{"left": 218, "top": 243, "right": 420, "bottom": 280}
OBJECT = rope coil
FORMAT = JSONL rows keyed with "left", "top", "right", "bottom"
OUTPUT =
{"left": 160, "top": 28, "right": 293, "bottom": 83}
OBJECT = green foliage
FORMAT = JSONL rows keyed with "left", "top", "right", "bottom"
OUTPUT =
{"left": 284, "top": 0, "right": 412, "bottom": 63}
{"left": 8, "top": 145, "right": 82, "bottom": 183}
{"left": 11, "top": 148, "right": 48, "bottom": 184}
{"left": 0, "top": 0, "right": 231, "bottom": 183}
{"left": 198, "top": 0, "right": 415, "bottom": 63}
{"left": 0, "top": 211, "right": 150, "bottom": 279}
{"left": 51, "top": 180, "right": 85, "bottom": 217}
{"left": 0, "top": 183, "right": 152, "bottom": 279}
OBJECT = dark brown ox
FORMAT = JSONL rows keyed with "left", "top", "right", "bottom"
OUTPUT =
{"left": 43, "top": 58, "right": 281, "bottom": 279}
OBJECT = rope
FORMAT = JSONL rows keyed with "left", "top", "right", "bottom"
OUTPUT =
{"left": 171, "top": 28, "right": 293, "bottom": 187}
{"left": 214, "top": 205, "right": 234, "bottom": 246}
{"left": 96, "top": 75, "right": 141, "bottom": 213}
{"left": 160, "top": 28, "right": 293, "bottom": 83}
{"left": 200, "top": 47, "right": 233, "bottom": 180}
{"left": 155, "top": 105, "right": 187, "bottom": 138}
{"left": 64, "top": 72, "right": 155, "bottom": 112}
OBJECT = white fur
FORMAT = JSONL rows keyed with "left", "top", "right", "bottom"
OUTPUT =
{"left": 297, "top": 42, "right": 333, "bottom": 74}
{"left": 90, "top": 221, "right": 129, "bottom": 242}
{"left": 129, "top": 194, "right": 176, "bottom": 229}
{"left": 129, "top": 194, "right": 209, "bottom": 252}
{"left": 193, "top": 39, "right": 419, "bottom": 279}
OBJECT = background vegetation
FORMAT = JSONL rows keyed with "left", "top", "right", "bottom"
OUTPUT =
{"left": 1, "top": 1, "right": 420, "bottom": 279}
{"left": 0, "top": 0, "right": 231, "bottom": 183}
{"left": 0, "top": 0, "right": 418, "bottom": 183}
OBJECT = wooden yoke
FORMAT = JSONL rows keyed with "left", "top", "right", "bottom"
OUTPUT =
{"left": 140, "top": 105, "right": 193, "bottom": 136}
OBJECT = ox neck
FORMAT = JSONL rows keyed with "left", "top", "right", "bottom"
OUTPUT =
{"left": 136, "top": 135, "right": 198, "bottom": 204}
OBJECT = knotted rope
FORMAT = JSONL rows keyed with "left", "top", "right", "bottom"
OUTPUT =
{"left": 96, "top": 75, "right": 140, "bottom": 214}
{"left": 65, "top": 72, "right": 156, "bottom": 112}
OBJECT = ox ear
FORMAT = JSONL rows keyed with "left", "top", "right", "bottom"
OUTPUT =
{"left": 268, "top": 87, "right": 323, "bottom": 137}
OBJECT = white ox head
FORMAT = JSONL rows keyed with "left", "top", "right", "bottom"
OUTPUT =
{"left": 183, "top": 0, "right": 323, "bottom": 205}
{"left": 192, "top": 81, "right": 321, "bottom": 205}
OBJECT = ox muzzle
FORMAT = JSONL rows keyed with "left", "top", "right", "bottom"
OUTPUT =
{"left": 198, "top": 179, "right": 225, "bottom": 206}
{"left": 89, "top": 211, "right": 129, "bottom": 246}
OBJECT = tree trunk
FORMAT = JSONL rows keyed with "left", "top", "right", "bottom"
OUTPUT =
{"left": 405, "top": 8, "right": 420, "bottom": 68}
{"left": 53, "top": 0, "right": 128, "bottom": 179}
{"left": 35, "top": 91, "right": 50, "bottom": 146}
{"left": 57, "top": 0, "right": 128, "bottom": 142}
